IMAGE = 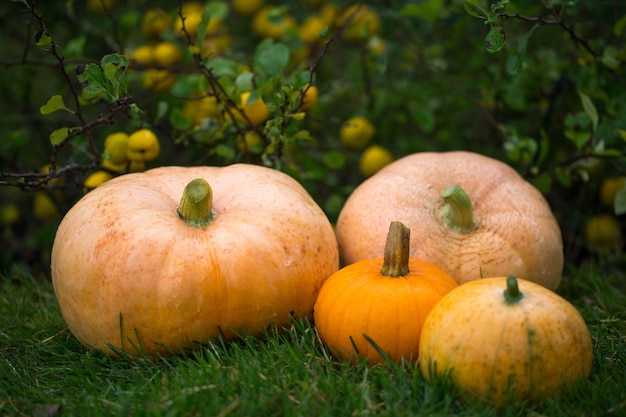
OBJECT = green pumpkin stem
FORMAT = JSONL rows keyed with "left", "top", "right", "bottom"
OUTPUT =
{"left": 176, "top": 178, "right": 216, "bottom": 228}
{"left": 503, "top": 275, "right": 524, "bottom": 304}
{"left": 380, "top": 221, "right": 410, "bottom": 277}
{"left": 441, "top": 185, "right": 478, "bottom": 233}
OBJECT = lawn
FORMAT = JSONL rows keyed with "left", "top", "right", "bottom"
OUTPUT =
{"left": 1, "top": 263, "right": 624, "bottom": 417}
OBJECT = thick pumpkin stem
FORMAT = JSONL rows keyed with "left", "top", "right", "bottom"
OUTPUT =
{"left": 380, "top": 221, "right": 410, "bottom": 277}
{"left": 176, "top": 178, "right": 216, "bottom": 228}
{"left": 441, "top": 185, "right": 478, "bottom": 233}
{"left": 503, "top": 275, "right": 524, "bottom": 304}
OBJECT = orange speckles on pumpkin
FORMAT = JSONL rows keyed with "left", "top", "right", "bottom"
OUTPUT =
{"left": 336, "top": 151, "right": 564, "bottom": 291}
{"left": 51, "top": 164, "right": 339, "bottom": 357}
{"left": 419, "top": 276, "right": 593, "bottom": 406}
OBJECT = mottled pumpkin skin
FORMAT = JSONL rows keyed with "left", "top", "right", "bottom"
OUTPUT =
{"left": 51, "top": 165, "right": 339, "bottom": 356}
{"left": 336, "top": 151, "right": 564, "bottom": 290}
{"left": 418, "top": 277, "right": 593, "bottom": 406}
{"left": 313, "top": 258, "right": 458, "bottom": 365}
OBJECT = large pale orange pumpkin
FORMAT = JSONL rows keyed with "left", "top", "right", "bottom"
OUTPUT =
{"left": 336, "top": 151, "right": 563, "bottom": 290}
{"left": 314, "top": 221, "right": 458, "bottom": 365}
{"left": 419, "top": 276, "right": 593, "bottom": 406}
{"left": 51, "top": 165, "right": 339, "bottom": 356}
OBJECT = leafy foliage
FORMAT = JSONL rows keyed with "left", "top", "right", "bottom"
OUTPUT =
{"left": 0, "top": 0, "right": 625, "bottom": 275}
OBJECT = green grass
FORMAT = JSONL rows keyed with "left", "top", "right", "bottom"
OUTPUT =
{"left": 1, "top": 265, "right": 625, "bottom": 417}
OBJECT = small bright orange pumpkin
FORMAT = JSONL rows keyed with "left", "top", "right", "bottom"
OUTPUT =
{"left": 419, "top": 276, "right": 593, "bottom": 406}
{"left": 313, "top": 221, "right": 458, "bottom": 365}
{"left": 51, "top": 164, "right": 339, "bottom": 357}
{"left": 336, "top": 151, "right": 564, "bottom": 290}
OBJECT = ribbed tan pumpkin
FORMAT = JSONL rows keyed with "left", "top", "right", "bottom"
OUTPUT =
{"left": 51, "top": 165, "right": 339, "bottom": 356}
{"left": 336, "top": 151, "right": 563, "bottom": 290}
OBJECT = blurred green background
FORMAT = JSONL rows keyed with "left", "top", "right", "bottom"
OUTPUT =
{"left": 1, "top": 0, "right": 625, "bottom": 278}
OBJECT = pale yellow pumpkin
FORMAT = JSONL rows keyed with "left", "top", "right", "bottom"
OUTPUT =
{"left": 419, "top": 276, "right": 593, "bottom": 406}
{"left": 336, "top": 151, "right": 564, "bottom": 290}
{"left": 51, "top": 165, "right": 339, "bottom": 356}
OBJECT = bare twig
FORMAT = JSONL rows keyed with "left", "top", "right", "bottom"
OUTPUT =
{"left": 0, "top": 163, "right": 96, "bottom": 189}
{"left": 297, "top": 38, "right": 334, "bottom": 111}
{"left": 23, "top": 2, "right": 99, "bottom": 181}
{"left": 499, "top": 3, "right": 600, "bottom": 58}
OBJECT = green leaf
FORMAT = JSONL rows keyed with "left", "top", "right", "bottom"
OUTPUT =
{"left": 102, "top": 54, "right": 128, "bottom": 83}
{"left": 129, "top": 103, "right": 142, "bottom": 114}
{"left": 531, "top": 172, "right": 553, "bottom": 195}
{"left": 485, "top": 25, "right": 506, "bottom": 52}
{"left": 102, "top": 54, "right": 129, "bottom": 99}
{"left": 324, "top": 193, "right": 346, "bottom": 218}
{"left": 504, "top": 135, "right": 538, "bottom": 165}
{"left": 235, "top": 71, "right": 254, "bottom": 92}
{"left": 215, "top": 144, "right": 235, "bottom": 159}
{"left": 77, "top": 54, "right": 128, "bottom": 101}
{"left": 506, "top": 24, "right": 538, "bottom": 76}
{"left": 267, "top": 5, "right": 290, "bottom": 22}
{"left": 208, "top": 1, "right": 229, "bottom": 20}
{"left": 506, "top": 50, "right": 526, "bottom": 78}
{"left": 205, "top": 57, "right": 238, "bottom": 77}
{"left": 40, "top": 95, "right": 74, "bottom": 115}
{"left": 410, "top": 104, "right": 436, "bottom": 134}
{"left": 614, "top": 14, "right": 626, "bottom": 36}
{"left": 578, "top": 91, "right": 599, "bottom": 132}
{"left": 564, "top": 112, "right": 592, "bottom": 150}
{"left": 35, "top": 30, "right": 52, "bottom": 47}
{"left": 593, "top": 147, "right": 621, "bottom": 157}
{"left": 199, "top": 0, "right": 229, "bottom": 44}
{"left": 400, "top": 0, "right": 444, "bottom": 20}
{"left": 50, "top": 127, "right": 71, "bottom": 146}
{"left": 170, "top": 107, "right": 193, "bottom": 131}
{"left": 65, "top": 36, "right": 86, "bottom": 58}
{"left": 614, "top": 186, "right": 626, "bottom": 215}
{"left": 119, "top": 9, "right": 142, "bottom": 29}
{"left": 77, "top": 63, "right": 109, "bottom": 97}
{"left": 244, "top": 90, "right": 261, "bottom": 105}
{"left": 490, "top": 0, "right": 510, "bottom": 14}
{"left": 323, "top": 150, "right": 346, "bottom": 170}
{"left": 552, "top": 166, "right": 571, "bottom": 187}
{"left": 156, "top": 101, "right": 169, "bottom": 121}
{"left": 600, "top": 46, "right": 620, "bottom": 70}
{"left": 292, "top": 130, "right": 312, "bottom": 141}
{"left": 464, "top": 0, "right": 487, "bottom": 19}
{"left": 254, "top": 39, "right": 289, "bottom": 77}
{"left": 294, "top": 70, "right": 312, "bottom": 88}
{"left": 400, "top": 4, "right": 424, "bottom": 17}
{"left": 196, "top": 5, "right": 212, "bottom": 46}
